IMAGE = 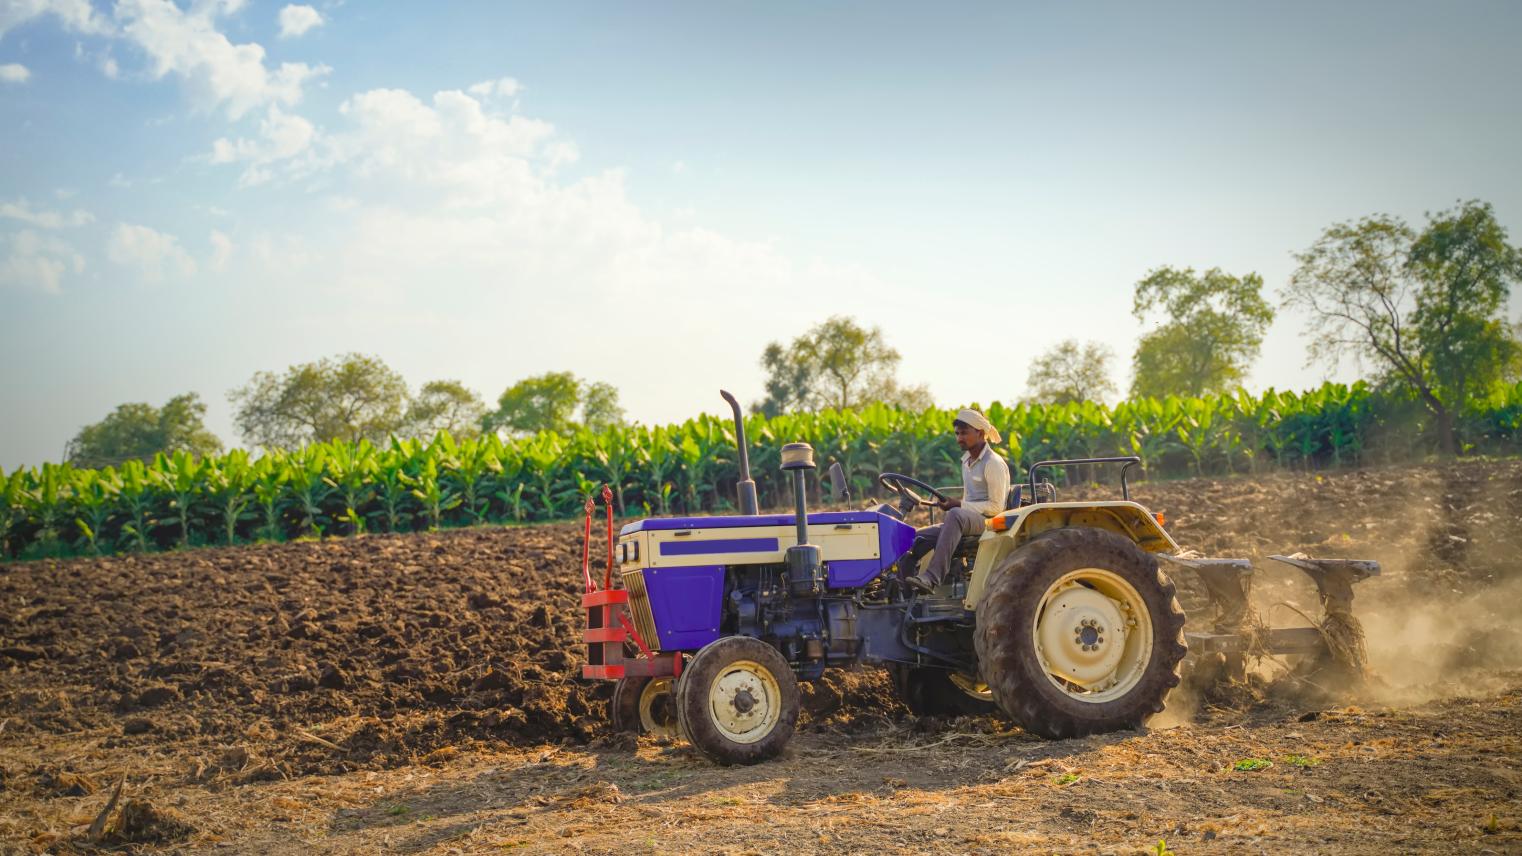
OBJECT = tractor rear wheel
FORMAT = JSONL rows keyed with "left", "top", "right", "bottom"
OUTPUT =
{"left": 889, "top": 664, "right": 999, "bottom": 717}
{"left": 610, "top": 676, "right": 679, "bottom": 738}
{"left": 974, "top": 527, "right": 1187, "bottom": 739}
{"left": 675, "top": 636, "right": 799, "bottom": 765}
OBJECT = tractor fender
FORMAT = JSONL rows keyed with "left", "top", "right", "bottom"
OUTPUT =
{"left": 963, "top": 501, "right": 1178, "bottom": 610}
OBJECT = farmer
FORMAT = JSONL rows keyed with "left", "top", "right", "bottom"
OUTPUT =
{"left": 901, "top": 409, "right": 1011, "bottom": 594}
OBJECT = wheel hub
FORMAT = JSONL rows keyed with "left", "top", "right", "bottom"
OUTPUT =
{"left": 708, "top": 661, "right": 782, "bottom": 744}
{"left": 732, "top": 688, "right": 756, "bottom": 713}
{"left": 1038, "top": 583, "right": 1126, "bottom": 688}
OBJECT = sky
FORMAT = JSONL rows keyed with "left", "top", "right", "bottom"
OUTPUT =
{"left": 2, "top": 0, "right": 1520, "bottom": 469}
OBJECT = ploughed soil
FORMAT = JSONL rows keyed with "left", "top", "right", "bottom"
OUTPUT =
{"left": 2, "top": 459, "right": 1520, "bottom": 854}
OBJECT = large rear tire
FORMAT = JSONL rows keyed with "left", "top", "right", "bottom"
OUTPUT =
{"left": 675, "top": 636, "right": 799, "bottom": 765}
{"left": 974, "top": 527, "right": 1187, "bottom": 739}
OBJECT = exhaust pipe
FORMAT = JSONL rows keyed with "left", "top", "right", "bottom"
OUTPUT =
{"left": 780, "top": 442, "right": 822, "bottom": 595}
{"left": 719, "top": 390, "right": 759, "bottom": 516}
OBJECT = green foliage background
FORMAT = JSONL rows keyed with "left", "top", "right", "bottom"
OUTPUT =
{"left": 4, "top": 381, "right": 1520, "bottom": 560}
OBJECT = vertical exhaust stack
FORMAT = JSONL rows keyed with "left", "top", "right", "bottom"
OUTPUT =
{"left": 720, "top": 390, "right": 759, "bottom": 516}
{"left": 780, "top": 442, "right": 823, "bottom": 595}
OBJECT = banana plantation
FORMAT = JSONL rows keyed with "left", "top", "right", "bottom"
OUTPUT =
{"left": 3, "top": 381, "right": 1519, "bottom": 560}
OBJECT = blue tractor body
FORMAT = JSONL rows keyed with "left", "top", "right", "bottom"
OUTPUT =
{"left": 614, "top": 509, "right": 917, "bottom": 669}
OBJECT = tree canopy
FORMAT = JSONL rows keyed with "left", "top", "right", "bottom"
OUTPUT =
{"left": 66, "top": 393, "right": 222, "bottom": 467}
{"left": 1130, "top": 266, "right": 1274, "bottom": 398}
{"left": 1285, "top": 199, "right": 1522, "bottom": 454}
{"left": 580, "top": 381, "right": 626, "bottom": 432}
{"left": 482, "top": 372, "right": 625, "bottom": 436}
{"left": 404, "top": 379, "right": 488, "bottom": 440}
{"left": 755, "top": 316, "right": 931, "bottom": 416}
{"left": 1025, "top": 339, "right": 1117, "bottom": 404}
{"left": 230, "top": 353, "right": 410, "bottom": 450}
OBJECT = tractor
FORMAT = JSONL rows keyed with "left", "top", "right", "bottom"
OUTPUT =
{"left": 580, "top": 391, "right": 1378, "bottom": 764}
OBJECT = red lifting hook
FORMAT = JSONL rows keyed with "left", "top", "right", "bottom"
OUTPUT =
{"left": 602, "top": 484, "right": 615, "bottom": 591}
{"left": 580, "top": 495, "right": 595, "bottom": 593}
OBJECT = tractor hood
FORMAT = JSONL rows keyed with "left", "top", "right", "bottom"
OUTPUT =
{"left": 619, "top": 509, "right": 916, "bottom": 588}
{"left": 622, "top": 509, "right": 883, "bottom": 532}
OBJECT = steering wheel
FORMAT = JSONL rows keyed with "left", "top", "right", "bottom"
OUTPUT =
{"left": 877, "top": 472, "right": 950, "bottom": 515}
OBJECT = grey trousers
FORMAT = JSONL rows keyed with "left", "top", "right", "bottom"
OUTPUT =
{"left": 903, "top": 506, "right": 986, "bottom": 585}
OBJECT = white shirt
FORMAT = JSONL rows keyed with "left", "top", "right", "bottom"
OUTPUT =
{"left": 961, "top": 443, "right": 1011, "bottom": 517}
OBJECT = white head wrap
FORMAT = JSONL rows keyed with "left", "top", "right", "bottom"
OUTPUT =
{"left": 954, "top": 408, "right": 1001, "bottom": 444}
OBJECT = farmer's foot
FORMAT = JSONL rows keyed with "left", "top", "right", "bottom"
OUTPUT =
{"left": 904, "top": 573, "right": 937, "bottom": 594}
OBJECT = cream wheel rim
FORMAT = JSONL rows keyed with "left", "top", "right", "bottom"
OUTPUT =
{"left": 707, "top": 660, "right": 782, "bottom": 744}
{"left": 637, "top": 677, "right": 678, "bottom": 738}
{"left": 1032, "top": 568, "right": 1153, "bottom": 704}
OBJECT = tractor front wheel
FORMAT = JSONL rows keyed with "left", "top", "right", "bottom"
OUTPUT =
{"left": 675, "top": 636, "right": 800, "bottom": 765}
{"left": 610, "top": 676, "right": 680, "bottom": 738}
{"left": 974, "top": 527, "right": 1187, "bottom": 739}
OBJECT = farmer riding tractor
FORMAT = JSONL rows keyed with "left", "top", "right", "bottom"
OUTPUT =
{"left": 580, "top": 391, "right": 1379, "bottom": 764}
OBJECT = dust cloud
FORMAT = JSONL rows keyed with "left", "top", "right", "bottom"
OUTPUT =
{"left": 1359, "top": 575, "right": 1522, "bottom": 705}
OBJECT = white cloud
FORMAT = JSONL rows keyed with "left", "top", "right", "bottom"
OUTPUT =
{"left": 0, "top": 229, "right": 84, "bottom": 293}
{"left": 115, "top": 0, "right": 328, "bottom": 119}
{"left": 99, "top": 53, "right": 118, "bottom": 78}
{"left": 466, "top": 76, "right": 521, "bottom": 99}
{"left": 195, "top": 78, "right": 877, "bottom": 407}
{"left": 0, "top": 0, "right": 113, "bottom": 41}
{"left": 0, "top": 62, "right": 29, "bottom": 82}
{"left": 0, "top": 198, "right": 94, "bottom": 228}
{"left": 239, "top": 84, "right": 865, "bottom": 314}
{"left": 210, "top": 104, "right": 317, "bottom": 184}
{"left": 277, "top": 4, "right": 321, "bottom": 38}
{"left": 107, "top": 222, "right": 197, "bottom": 279}
{"left": 208, "top": 229, "right": 232, "bottom": 270}
{"left": 321, "top": 87, "right": 568, "bottom": 197}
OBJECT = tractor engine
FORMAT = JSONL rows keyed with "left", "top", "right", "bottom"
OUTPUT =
{"left": 727, "top": 563, "right": 860, "bottom": 678}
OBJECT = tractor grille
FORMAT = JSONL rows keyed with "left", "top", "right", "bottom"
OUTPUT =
{"left": 620, "top": 569, "right": 662, "bottom": 652}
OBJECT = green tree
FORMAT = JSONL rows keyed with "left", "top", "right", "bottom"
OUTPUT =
{"left": 1026, "top": 339, "right": 1117, "bottom": 404}
{"left": 483, "top": 371, "right": 583, "bottom": 436}
{"left": 755, "top": 316, "right": 930, "bottom": 415}
{"left": 66, "top": 393, "right": 222, "bottom": 467}
{"left": 483, "top": 372, "right": 624, "bottom": 435}
{"left": 1286, "top": 200, "right": 1522, "bottom": 454}
{"left": 757, "top": 341, "right": 814, "bottom": 416}
{"left": 229, "top": 353, "right": 409, "bottom": 450}
{"left": 404, "top": 379, "right": 487, "bottom": 440}
{"left": 582, "top": 381, "right": 626, "bottom": 431}
{"left": 1130, "top": 267, "right": 1274, "bottom": 398}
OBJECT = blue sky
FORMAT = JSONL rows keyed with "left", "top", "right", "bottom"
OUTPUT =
{"left": 2, "top": 1, "right": 1520, "bottom": 468}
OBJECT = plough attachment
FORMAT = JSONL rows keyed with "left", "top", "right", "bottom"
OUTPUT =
{"left": 1160, "top": 552, "right": 1381, "bottom": 679}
